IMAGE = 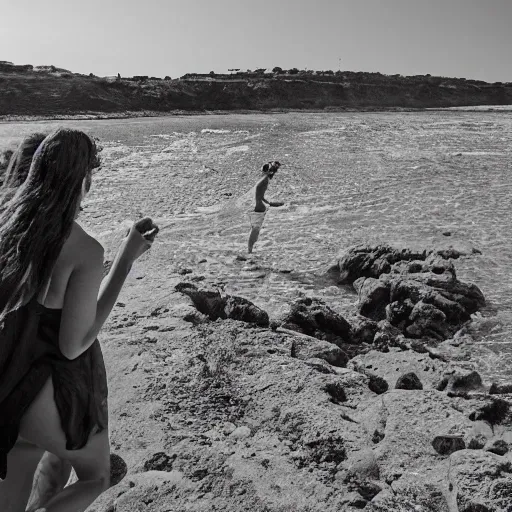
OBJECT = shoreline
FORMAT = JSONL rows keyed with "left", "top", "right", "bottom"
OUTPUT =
{"left": 2, "top": 105, "right": 511, "bottom": 123}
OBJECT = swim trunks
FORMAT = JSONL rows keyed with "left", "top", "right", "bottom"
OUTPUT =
{"left": 247, "top": 206, "right": 269, "bottom": 229}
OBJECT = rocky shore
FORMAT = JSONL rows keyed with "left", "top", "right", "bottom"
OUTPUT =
{"left": 86, "top": 243, "right": 512, "bottom": 512}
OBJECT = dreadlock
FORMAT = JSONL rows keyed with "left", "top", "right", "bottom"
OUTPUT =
{"left": 0, "top": 128, "right": 97, "bottom": 323}
{"left": 1, "top": 132, "right": 47, "bottom": 189}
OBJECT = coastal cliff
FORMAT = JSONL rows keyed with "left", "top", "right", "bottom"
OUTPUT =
{"left": 1, "top": 62, "right": 512, "bottom": 117}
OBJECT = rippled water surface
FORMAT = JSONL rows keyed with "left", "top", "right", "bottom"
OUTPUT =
{"left": 2, "top": 111, "right": 512, "bottom": 381}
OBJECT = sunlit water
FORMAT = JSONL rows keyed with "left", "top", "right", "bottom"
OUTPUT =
{"left": 2, "top": 111, "right": 511, "bottom": 382}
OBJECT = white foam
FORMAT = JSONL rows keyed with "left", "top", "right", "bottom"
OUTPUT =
{"left": 149, "top": 134, "right": 174, "bottom": 139}
{"left": 201, "top": 129, "right": 231, "bottom": 134}
{"left": 226, "top": 145, "right": 249, "bottom": 155}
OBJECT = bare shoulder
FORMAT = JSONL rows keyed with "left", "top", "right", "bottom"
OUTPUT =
{"left": 64, "top": 222, "right": 104, "bottom": 266}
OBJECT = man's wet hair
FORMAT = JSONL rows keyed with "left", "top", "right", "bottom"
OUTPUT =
{"left": 261, "top": 161, "right": 281, "bottom": 174}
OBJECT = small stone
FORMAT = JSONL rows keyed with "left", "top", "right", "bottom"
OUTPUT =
{"left": 372, "top": 429, "right": 385, "bottom": 444}
{"left": 357, "top": 480, "right": 382, "bottom": 501}
{"left": 223, "top": 422, "right": 236, "bottom": 435}
{"left": 143, "top": 452, "right": 175, "bottom": 471}
{"left": 467, "top": 435, "right": 487, "bottom": 450}
{"left": 484, "top": 439, "right": 508, "bottom": 456}
{"left": 489, "top": 382, "right": 512, "bottom": 395}
{"left": 410, "top": 339, "right": 428, "bottom": 353}
{"left": 443, "top": 231, "right": 452, "bottom": 236}
{"left": 230, "top": 426, "right": 251, "bottom": 440}
{"left": 432, "top": 435, "right": 466, "bottom": 455}
{"left": 341, "top": 491, "right": 368, "bottom": 508}
{"left": 395, "top": 372, "right": 423, "bottom": 390}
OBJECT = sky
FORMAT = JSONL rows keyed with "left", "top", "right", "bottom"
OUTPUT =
{"left": 2, "top": 0, "right": 511, "bottom": 82}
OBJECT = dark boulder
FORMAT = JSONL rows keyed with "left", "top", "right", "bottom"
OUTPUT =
{"left": 406, "top": 301, "right": 450, "bottom": 340}
{"left": 489, "top": 382, "right": 512, "bottom": 395}
{"left": 350, "top": 362, "right": 389, "bottom": 394}
{"left": 224, "top": 296, "right": 269, "bottom": 327}
{"left": 175, "top": 283, "right": 226, "bottom": 320}
{"left": 280, "top": 297, "right": 352, "bottom": 345}
{"left": 468, "top": 399, "right": 510, "bottom": 425}
{"left": 440, "top": 370, "right": 484, "bottom": 394}
{"left": 432, "top": 435, "right": 465, "bottom": 455}
{"left": 336, "top": 244, "right": 427, "bottom": 285}
{"left": 368, "top": 373, "right": 389, "bottom": 395}
{"left": 356, "top": 278, "right": 390, "bottom": 321}
{"left": 175, "top": 283, "right": 269, "bottom": 326}
{"left": 350, "top": 315, "right": 379, "bottom": 345}
{"left": 385, "top": 299, "right": 414, "bottom": 330}
{"left": 395, "top": 372, "right": 423, "bottom": 390}
{"left": 484, "top": 439, "right": 508, "bottom": 456}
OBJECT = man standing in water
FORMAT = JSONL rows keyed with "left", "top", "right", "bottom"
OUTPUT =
{"left": 248, "top": 161, "right": 284, "bottom": 253}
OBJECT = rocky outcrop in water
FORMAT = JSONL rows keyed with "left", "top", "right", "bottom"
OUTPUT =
{"left": 334, "top": 245, "right": 485, "bottom": 343}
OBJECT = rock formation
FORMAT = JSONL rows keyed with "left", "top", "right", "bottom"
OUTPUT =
{"left": 84, "top": 245, "right": 511, "bottom": 511}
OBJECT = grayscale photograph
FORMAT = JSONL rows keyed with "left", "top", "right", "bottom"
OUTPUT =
{"left": 0, "top": 1, "right": 511, "bottom": 511}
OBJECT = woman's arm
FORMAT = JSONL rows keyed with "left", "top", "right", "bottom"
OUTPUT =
{"left": 58, "top": 239, "right": 104, "bottom": 360}
{"left": 59, "top": 225, "right": 153, "bottom": 360}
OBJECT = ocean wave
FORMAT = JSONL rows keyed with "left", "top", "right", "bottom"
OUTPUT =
{"left": 201, "top": 128, "right": 231, "bottom": 134}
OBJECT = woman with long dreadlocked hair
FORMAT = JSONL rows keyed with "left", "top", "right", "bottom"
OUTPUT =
{"left": 0, "top": 128, "right": 158, "bottom": 512}
{"left": 1, "top": 133, "right": 47, "bottom": 190}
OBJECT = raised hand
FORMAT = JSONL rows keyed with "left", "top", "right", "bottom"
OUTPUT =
{"left": 119, "top": 217, "right": 159, "bottom": 263}
{"left": 134, "top": 217, "right": 159, "bottom": 242}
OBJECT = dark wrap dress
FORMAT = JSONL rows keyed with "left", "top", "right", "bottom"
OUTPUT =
{"left": 0, "top": 298, "right": 108, "bottom": 480}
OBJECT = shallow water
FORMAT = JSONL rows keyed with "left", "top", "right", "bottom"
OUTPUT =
{"left": 2, "top": 111, "right": 512, "bottom": 382}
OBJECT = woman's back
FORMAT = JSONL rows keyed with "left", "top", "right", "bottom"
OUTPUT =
{"left": 39, "top": 222, "right": 103, "bottom": 310}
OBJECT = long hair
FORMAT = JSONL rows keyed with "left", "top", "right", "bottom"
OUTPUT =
{"left": 1, "top": 133, "right": 47, "bottom": 189}
{"left": 0, "top": 128, "right": 97, "bottom": 322}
